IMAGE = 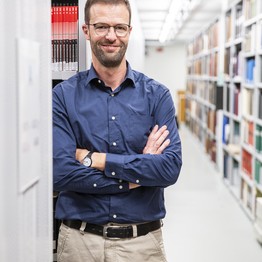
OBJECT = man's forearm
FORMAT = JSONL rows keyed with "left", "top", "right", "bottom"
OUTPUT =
{"left": 76, "top": 125, "right": 169, "bottom": 170}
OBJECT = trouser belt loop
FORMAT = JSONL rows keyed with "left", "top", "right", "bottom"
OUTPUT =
{"left": 79, "top": 221, "right": 87, "bottom": 235}
{"left": 132, "top": 225, "right": 138, "bottom": 238}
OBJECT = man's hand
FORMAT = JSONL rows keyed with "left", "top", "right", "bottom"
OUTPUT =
{"left": 143, "top": 125, "right": 170, "bottom": 154}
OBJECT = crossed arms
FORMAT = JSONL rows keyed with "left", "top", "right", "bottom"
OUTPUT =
{"left": 75, "top": 125, "right": 170, "bottom": 189}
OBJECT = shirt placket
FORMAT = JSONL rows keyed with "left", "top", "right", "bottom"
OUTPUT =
{"left": 107, "top": 92, "right": 124, "bottom": 221}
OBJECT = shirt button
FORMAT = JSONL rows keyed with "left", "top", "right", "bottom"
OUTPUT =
{"left": 112, "top": 142, "right": 117, "bottom": 146}
{"left": 112, "top": 172, "right": 116, "bottom": 176}
{"left": 112, "top": 116, "right": 116, "bottom": 120}
{"left": 98, "top": 80, "right": 101, "bottom": 84}
{"left": 119, "top": 185, "right": 123, "bottom": 189}
{"left": 119, "top": 179, "right": 122, "bottom": 183}
{"left": 136, "top": 180, "right": 140, "bottom": 184}
{"left": 113, "top": 214, "right": 117, "bottom": 219}
{"left": 111, "top": 94, "right": 115, "bottom": 97}
{"left": 93, "top": 183, "right": 97, "bottom": 187}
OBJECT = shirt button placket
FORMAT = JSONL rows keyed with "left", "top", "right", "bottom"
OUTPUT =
{"left": 108, "top": 93, "right": 119, "bottom": 152}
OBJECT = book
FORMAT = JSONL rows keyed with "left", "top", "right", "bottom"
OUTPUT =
{"left": 235, "top": 2, "right": 243, "bottom": 39}
{"left": 255, "top": 159, "right": 262, "bottom": 185}
{"left": 232, "top": 160, "right": 240, "bottom": 186}
{"left": 259, "top": 90, "right": 262, "bottom": 119}
{"left": 233, "top": 84, "right": 240, "bottom": 116}
{"left": 242, "top": 149, "right": 252, "bottom": 177}
{"left": 255, "top": 125, "right": 262, "bottom": 153}
{"left": 222, "top": 115, "right": 230, "bottom": 144}
{"left": 246, "top": 57, "right": 255, "bottom": 83}
{"left": 242, "top": 88, "right": 253, "bottom": 116}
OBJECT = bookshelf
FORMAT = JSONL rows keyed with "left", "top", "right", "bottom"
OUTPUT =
{"left": 186, "top": 18, "right": 220, "bottom": 164}
{"left": 51, "top": 1, "right": 87, "bottom": 261}
{"left": 241, "top": 0, "right": 262, "bottom": 222}
{"left": 51, "top": 0, "right": 87, "bottom": 81}
{"left": 186, "top": 0, "right": 262, "bottom": 242}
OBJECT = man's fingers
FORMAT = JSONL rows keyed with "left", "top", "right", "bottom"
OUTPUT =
{"left": 143, "top": 125, "right": 170, "bottom": 154}
{"left": 147, "top": 125, "right": 167, "bottom": 147}
{"left": 153, "top": 130, "right": 169, "bottom": 149}
{"left": 156, "top": 138, "right": 170, "bottom": 154}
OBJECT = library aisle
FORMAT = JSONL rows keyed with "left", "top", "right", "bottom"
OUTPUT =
{"left": 162, "top": 124, "right": 262, "bottom": 262}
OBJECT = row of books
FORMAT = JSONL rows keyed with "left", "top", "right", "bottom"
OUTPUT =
{"left": 187, "top": 80, "right": 217, "bottom": 105}
{"left": 224, "top": 45, "right": 242, "bottom": 79}
{"left": 223, "top": 61, "right": 259, "bottom": 118}
{"left": 51, "top": 2, "right": 78, "bottom": 72}
{"left": 244, "top": 0, "right": 258, "bottom": 20}
{"left": 235, "top": 2, "right": 244, "bottom": 39}
{"left": 188, "top": 53, "right": 219, "bottom": 76}
{"left": 187, "top": 21, "right": 219, "bottom": 56}
{"left": 244, "top": 24, "right": 256, "bottom": 53}
{"left": 225, "top": 2, "right": 244, "bottom": 42}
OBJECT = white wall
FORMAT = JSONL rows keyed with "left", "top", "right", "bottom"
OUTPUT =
{"left": 126, "top": 0, "right": 145, "bottom": 71}
{"left": 0, "top": 1, "right": 52, "bottom": 261}
{"left": 143, "top": 44, "right": 187, "bottom": 108}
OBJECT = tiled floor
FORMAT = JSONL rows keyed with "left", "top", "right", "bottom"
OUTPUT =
{"left": 162, "top": 124, "right": 262, "bottom": 262}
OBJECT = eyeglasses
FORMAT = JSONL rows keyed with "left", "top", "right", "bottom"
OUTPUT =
{"left": 87, "top": 23, "right": 131, "bottom": 37}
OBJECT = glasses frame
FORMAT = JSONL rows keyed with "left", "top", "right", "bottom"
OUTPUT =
{"left": 87, "top": 23, "right": 131, "bottom": 37}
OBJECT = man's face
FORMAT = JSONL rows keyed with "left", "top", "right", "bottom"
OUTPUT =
{"left": 83, "top": 3, "right": 131, "bottom": 68}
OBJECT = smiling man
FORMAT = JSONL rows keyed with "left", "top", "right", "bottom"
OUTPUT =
{"left": 52, "top": 0, "right": 182, "bottom": 261}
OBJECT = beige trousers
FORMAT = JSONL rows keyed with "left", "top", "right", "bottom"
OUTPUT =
{"left": 57, "top": 223, "right": 168, "bottom": 262}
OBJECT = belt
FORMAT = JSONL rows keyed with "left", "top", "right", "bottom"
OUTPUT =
{"left": 62, "top": 219, "right": 162, "bottom": 239}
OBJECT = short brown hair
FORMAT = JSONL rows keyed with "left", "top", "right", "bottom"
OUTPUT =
{"left": 84, "top": 0, "right": 132, "bottom": 25}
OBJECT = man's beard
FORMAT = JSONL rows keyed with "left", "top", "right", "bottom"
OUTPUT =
{"left": 91, "top": 40, "right": 127, "bottom": 68}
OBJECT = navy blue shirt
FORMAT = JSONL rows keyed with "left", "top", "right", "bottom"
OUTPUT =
{"left": 53, "top": 63, "right": 182, "bottom": 224}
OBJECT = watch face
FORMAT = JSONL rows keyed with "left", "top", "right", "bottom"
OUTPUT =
{"left": 83, "top": 156, "right": 92, "bottom": 167}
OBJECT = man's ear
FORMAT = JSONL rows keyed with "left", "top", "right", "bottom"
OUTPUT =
{"left": 82, "top": 24, "right": 90, "bottom": 40}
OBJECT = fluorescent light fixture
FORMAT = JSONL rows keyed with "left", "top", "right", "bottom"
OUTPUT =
{"left": 159, "top": 0, "right": 201, "bottom": 43}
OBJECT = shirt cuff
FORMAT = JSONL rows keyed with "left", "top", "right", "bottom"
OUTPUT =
{"left": 105, "top": 153, "right": 125, "bottom": 180}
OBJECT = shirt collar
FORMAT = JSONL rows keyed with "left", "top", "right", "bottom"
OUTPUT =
{"left": 86, "top": 62, "right": 135, "bottom": 87}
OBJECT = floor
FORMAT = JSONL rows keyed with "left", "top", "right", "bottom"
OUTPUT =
{"left": 162, "top": 124, "right": 262, "bottom": 262}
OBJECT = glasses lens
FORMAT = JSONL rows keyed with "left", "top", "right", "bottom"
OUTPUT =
{"left": 94, "top": 24, "right": 109, "bottom": 36}
{"left": 115, "top": 25, "right": 129, "bottom": 37}
{"left": 92, "top": 23, "right": 129, "bottom": 37}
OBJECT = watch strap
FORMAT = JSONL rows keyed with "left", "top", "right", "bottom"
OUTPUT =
{"left": 81, "top": 151, "right": 93, "bottom": 165}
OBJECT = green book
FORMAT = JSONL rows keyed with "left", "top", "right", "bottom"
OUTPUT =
{"left": 255, "top": 159, "right": 262, "bottom": 185}
{"left": 256, "top": 125, "right": 262, "bottom": 153}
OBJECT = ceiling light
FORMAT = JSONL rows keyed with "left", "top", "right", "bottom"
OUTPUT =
{"left": 159, "top": 0, "right": 201, "bottom": 44}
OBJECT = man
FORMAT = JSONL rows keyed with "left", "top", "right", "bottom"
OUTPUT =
{"left": 53, "top": 0, "right": 182, "bottom": 261}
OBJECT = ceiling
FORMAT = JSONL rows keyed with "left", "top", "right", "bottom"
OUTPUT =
{"left": 135, "top": 0, "right": 234, "bottom": 46}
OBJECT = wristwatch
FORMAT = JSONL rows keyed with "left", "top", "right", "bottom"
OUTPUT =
{"left": 82, "top": 151, "right": 93, "bottom": 167}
